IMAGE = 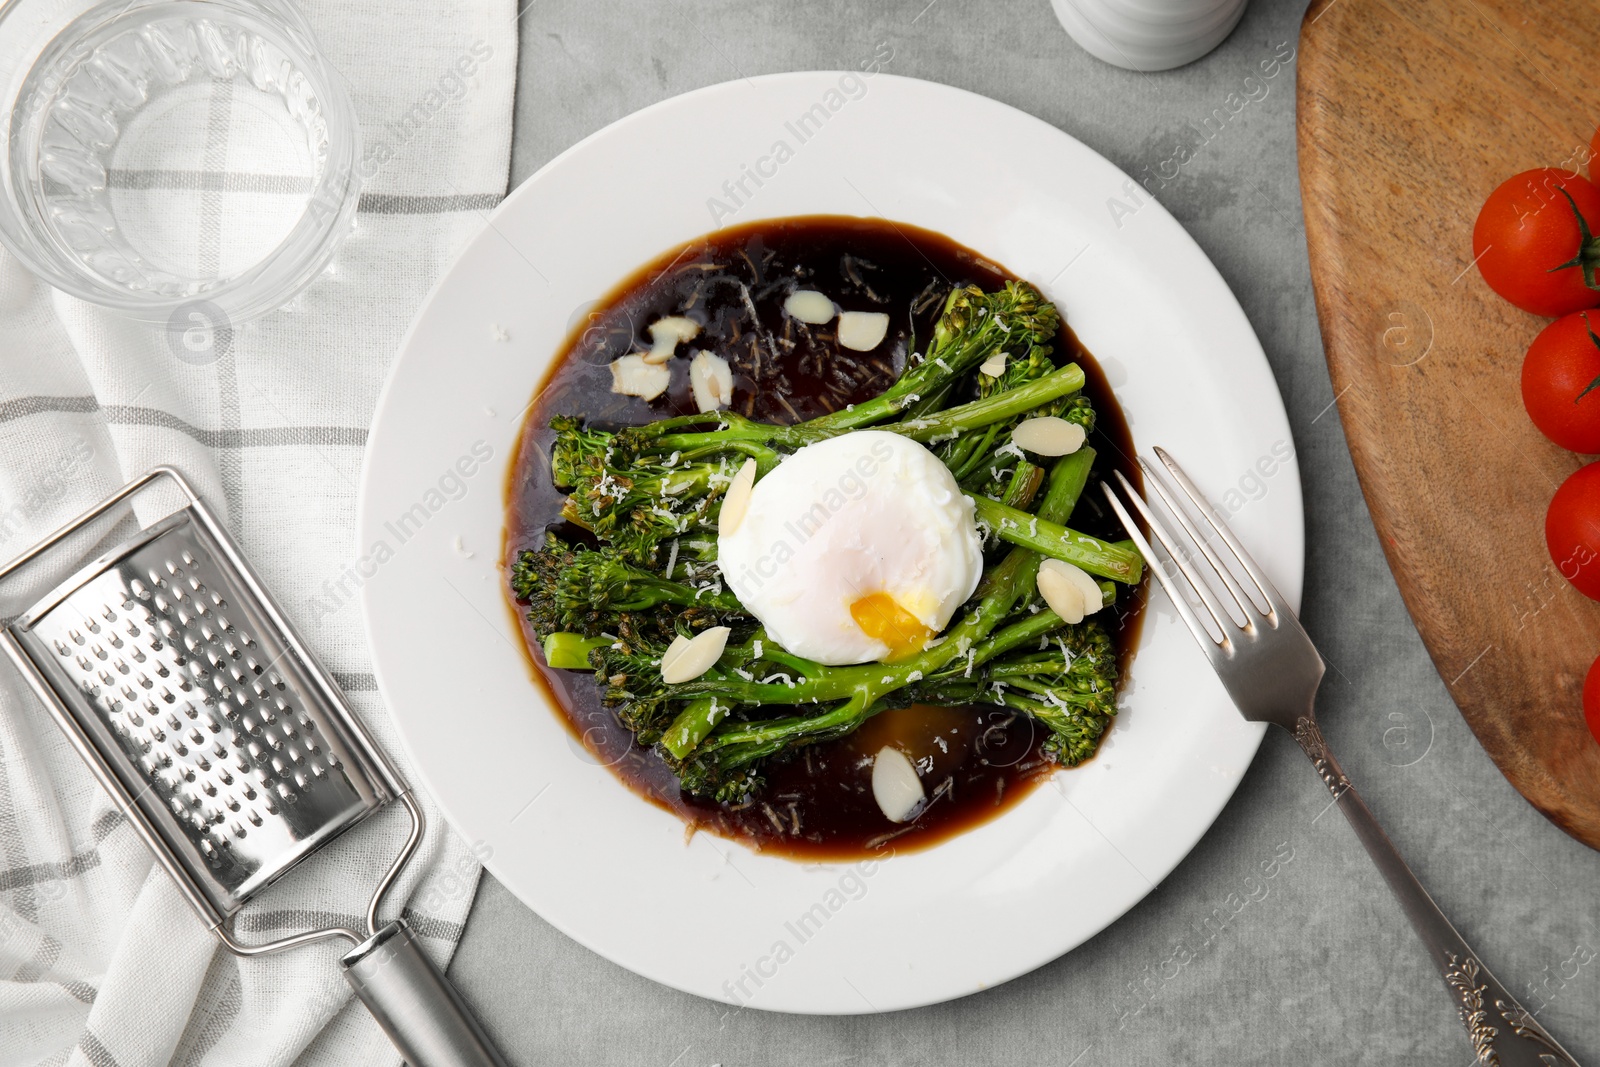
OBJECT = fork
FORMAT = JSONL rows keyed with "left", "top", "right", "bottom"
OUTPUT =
{"left": 1101, "top": 447, "right": 1579, "bottom": 1067}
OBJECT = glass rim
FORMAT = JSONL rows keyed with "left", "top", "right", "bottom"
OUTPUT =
{"left": 0, "top": 0, "right": 364, "bottom": 325}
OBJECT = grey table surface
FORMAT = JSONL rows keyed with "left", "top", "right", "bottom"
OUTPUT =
{"left": 447, "top": 1, "right": 1600, "bottom": 1063}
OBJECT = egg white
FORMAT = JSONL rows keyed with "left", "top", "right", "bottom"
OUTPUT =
{"left": 716, "top": 430, "right": 983, "bottom": 665}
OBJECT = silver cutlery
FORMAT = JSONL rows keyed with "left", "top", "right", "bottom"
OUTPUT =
{"left": 1102, "top": 447, "right": 1579, "bottom": 1067}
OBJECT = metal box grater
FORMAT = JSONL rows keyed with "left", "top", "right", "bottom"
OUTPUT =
{"left": 0, "top": 468, "right": 507, "bottom": 1067}
{"left": 12, "top": 508, "right": 398, "bottom": 919}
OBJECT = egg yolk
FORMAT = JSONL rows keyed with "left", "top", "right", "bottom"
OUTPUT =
{"left": 850, "top": 593, "right": 934, "bottom": 661}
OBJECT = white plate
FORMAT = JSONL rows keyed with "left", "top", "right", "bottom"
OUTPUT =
{"left": 359, "top": 72, "right": 1302, "bottom": 1014}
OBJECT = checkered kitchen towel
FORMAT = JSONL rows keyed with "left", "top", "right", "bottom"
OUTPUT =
{"left": 0, "top": 1, "right": 517, "bottom": 1064}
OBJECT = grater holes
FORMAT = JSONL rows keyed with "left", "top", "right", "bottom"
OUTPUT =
{"left": 54, "top": 639, "right": 70, "bottom": 657}
{"left": 84, "top": 616, "right": 100, "bottom": 634}
{"left": 153, "top": 594, "right": 170, "bottom": 615}
{"left": 112, "top": 659, "right": 128, "bottom": 676}
{"left": 129, "top": 646, "right": 146, "bottom": 663}
{"left": 181, "top": 550, "right": 196, "bottom": 566}
{"left": 107, "top": 631, "right": 122, "bottom": 649}
{"left": 130, "top": 579, "right": 151, "bottom": 600}
{"left": 69, "top": 628, "right": 84, "bottom": 645}
{"left": 82, "top": 656, "right": 97, "bottom": 673}
{"left": 268, "top": 672, "right": 285, "bottom": 692}
{"left": 90, "top": 643, "right": 107, "bottom": 661}
{"left": 101, "top": 604, "right": 116, "bottom": 622}
{"left": 247, "top": 809, "right": 263, "bottom": 826}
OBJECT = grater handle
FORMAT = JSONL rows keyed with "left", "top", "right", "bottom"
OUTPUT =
{"left": 342, "top": 919, "right": 510, "bottom": 1067}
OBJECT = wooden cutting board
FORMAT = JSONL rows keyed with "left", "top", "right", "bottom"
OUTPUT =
{"left": 1298, "top": 0, "right": 1600, "bottom": 848}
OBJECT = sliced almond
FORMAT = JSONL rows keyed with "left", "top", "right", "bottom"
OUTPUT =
{"left": 718, "top": 457, "right": 758, "bottom": 537}
{"left": 979, "top": 352, "right": 1007, "bottom": 377}
{"left": 784, "top": 289, "right": 835, "bottom": 324}
{"left": 660, "top": 634, "right": 692, "bottom": 670}
{"left": 871, "top": 745, "right": 925, "bottom": 823}
{"left": 660, "top": 625, "right": 731, "bottom": 684}
{"left": 609, "top": 354, "right": 672, "bottom": 401}
{"left": 644, "top": 316, "right": 700, "bottom": 364}
{"left": 837, "top": 311, "right": 890, "bottom": 351}
{"left": 689, "top": 350, "right": 734, "bottom": 413}
{"left": 1012, "top": 416, "right": 1087, "bottom": 457}
{"left": 1036, "top": 560, "right": 1086, "bottom": 624}
{"left": 1042, "top": 558, "right": 1104, "bottom": 617}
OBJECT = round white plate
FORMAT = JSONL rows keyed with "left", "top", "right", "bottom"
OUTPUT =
{"left": 359, "top": 72, "right": 1302, "bottom": 1015}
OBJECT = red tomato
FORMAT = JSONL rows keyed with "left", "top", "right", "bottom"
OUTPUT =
{"left": 1585, "top": 654, "right": 1600, "bottom": 747}
{"left": 1473, "top": 169, "right": 1600, "bottom": 317}
{"left": 1547, "top": 462, "right": 1600, "bottom": 599}
{"left": 1522, "top": 312, "right": 1600, "bottom": 452}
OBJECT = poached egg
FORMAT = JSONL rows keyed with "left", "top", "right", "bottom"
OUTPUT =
{"left": 717, "top": 430, "right": 982, "bottom": 665}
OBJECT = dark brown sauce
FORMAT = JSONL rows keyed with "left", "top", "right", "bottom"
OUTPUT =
{"left": 504, "top": 215, "right": 1144, "bottom": 860}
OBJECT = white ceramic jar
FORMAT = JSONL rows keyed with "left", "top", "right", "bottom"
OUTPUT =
{"left": 1050, "top": 0, "right": 1251, "bottom": 71}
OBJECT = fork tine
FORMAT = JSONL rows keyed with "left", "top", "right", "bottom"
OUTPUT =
{"left": 1100, "top": 473, "right": 1229, "bottom": 650}
{"left": 1151, "top": 446, "right": 1285, "bottom": 621}
{"left": 1138, "top": 456, "right": 1260, "bottom": 625}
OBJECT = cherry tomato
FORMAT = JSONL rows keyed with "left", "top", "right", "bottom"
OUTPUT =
{"left": 1547, "top": 462, "right": 1600, "bottom": 599}
{"left": 1522, "top": 312, "right": 1600, "bottom": 452}
{"left": 1473, "top": 169, "right": 1600, "bottom": 317}
{"left": 1585, "top": 654, "right": 1600, "bottom": 747}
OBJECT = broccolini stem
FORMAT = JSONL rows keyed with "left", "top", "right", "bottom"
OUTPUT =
{"left": 661, "top": 696, "right": 734, "bottom": 760}
{"left": 543, "top": 632, "right": 612, "bottom": 669}
{"left": 892, "top": 364, "right": 1086, "bottom": 445}
{"left": 969, "top": 494, "right": 1143, "bottom": 584}
{"left": 1037, "top": 448, "right": 1095, "bottom": 524}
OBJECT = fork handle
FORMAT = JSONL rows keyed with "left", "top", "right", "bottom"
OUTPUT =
{"left": 1293, "top": 717, "right": 1579, "bottom": 1066}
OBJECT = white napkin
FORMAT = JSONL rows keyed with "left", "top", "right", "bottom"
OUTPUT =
{"left": 0, "top": 0, "right": 517, "bottom": 1063}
